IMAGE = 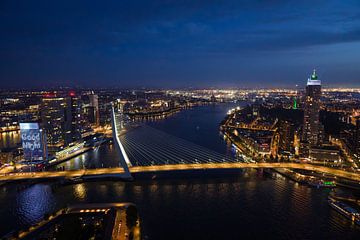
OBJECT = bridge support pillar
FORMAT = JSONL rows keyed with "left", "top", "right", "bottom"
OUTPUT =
{"left": 111, "top": 106, "right": 133, "bottom": 180}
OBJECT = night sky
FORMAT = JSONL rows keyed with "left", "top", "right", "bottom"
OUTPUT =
{"left": 1, "top": 0, "right": 360, "bottom": 89}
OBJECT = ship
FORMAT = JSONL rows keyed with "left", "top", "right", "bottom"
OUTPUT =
{"left": 307, "top": 179, "right": 336, "bottom": 188}
{"left": 328, "top": 197, "right": 360, "bottom": 225}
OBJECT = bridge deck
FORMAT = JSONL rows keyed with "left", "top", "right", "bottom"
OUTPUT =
{"left": 1, "top": 163, "right": 359, "bottom": 182}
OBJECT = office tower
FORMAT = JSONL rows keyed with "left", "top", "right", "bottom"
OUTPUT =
{"left": 99, "top": 101, "right": 112, "bottom": 126}
{"left": 278, "top": 120, "right": 295, "bottom": 153}
{"left": 82, "top": 93, "right": 100, "bottom": 126}
{"left": 41, "top": 92, "right": 81, "bottom": 152}
{"left": 302, "top": 70, "right": 322, "bottom": 146}
{"left": 41, "top": 93, "right": 67, "bottom": 150}
{"left": 66, "top": 91, "right": 82, "bottom": 144}
{"left": 89, "top": 93, "right": 100, "bottom": 126}
{"left": 355, "top": 117, "right": 360, "bottom": 157}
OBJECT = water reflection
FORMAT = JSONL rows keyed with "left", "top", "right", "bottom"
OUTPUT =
{"left": 56, "top": 144, "right": 120, "bottom": 170}
{"left": 114, "top": 183, "right": 125, "bottom": 196}
{"left": 15, "top": 184, "right": 55, "bottom": 225}
{"left": 133, "top": 185, "right": 143, "bottom": 199}
{"left": 0, "top": 171, "right": 359, "bottom": 239}
{"left": 73, "top": 183, "right": 87, "bottom": 200}
{"left": 0, "top": 131, "right": 20, "bottom": 148}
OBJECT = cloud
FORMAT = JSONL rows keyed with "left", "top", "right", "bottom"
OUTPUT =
{"left": 0, "top": 0, "right": 360, "bottom": 87}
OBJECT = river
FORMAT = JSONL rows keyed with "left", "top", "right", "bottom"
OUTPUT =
{"left": 0, "top": 103, "right": 359, "bottom": 239}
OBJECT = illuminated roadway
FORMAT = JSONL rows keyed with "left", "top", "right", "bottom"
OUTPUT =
{"left": 1, "top": 163, "right": 359, "bottom": 182}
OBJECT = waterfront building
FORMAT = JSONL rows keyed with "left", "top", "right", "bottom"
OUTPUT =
{"left": 354, "top": 117, "right": 360, "bottom": 161}
{"left": 309, "top": 145, "right": 341, "bottom": 164}
{"left": 19, "top": 122, "right": 48, "bottom": 161}
{"left": 233, "top": 128, "right": 274, "bottom": 157}
{"left": 66, "top": 91, "right": 82, "bottom": 144}
{"left": 41, "top": 94, "right": 67, "bottom": 151}
{"left": 0, "top": 101, "right": 40, "bottom": 132}
{"left": 0, "top": 148, "right": 16, "bottom": 164}
{"left": 302, "top": 70, "right": 322, "bottom": 146}
{"left": 41, "top": 92, "right": 82, "bottom": 152}
{"left": 5, "top": 203, "right": 140, "bottom": 240}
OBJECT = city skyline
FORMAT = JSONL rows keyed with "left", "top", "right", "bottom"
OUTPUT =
{"left": 1, "top": 2, "right": 360, "bottom": 239}
{"left": 1, "top": 70, "right": 360, "bottom": 238}
{"left": 1, "top": 0, "right": 360, "bottom": 88}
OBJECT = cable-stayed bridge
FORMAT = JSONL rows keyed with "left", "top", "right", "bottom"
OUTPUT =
{"left": 120, "top": 125, "right": 239, "bottom": 166}
{"left": 108, "top": 108, "right": 360, "bottom": 181}
{"left": 0, "top": 108, "right": 360, "bottom": 182}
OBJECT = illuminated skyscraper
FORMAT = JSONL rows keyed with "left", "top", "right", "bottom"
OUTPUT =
{"left": 66, "top": 91, "right": 82, "bottom": 143}
{"left": 41, "top": 92, "right": 82, "bottom": 152}
{"left": 278, "top": 120, "right": 295, "bottom": 156}
{"left": 82, "top": 92, "right": 100, "bottom": 126}
{"left": 41, "top": 94, "right": 67, "bottom": 150}
{"left": 89, "top": 93, "right": 100, "bottom": 126}
{"left": 302, "top": 70, "right": 322, "bottom": 146}
{"left": 355, "top": 117, "right": 360, "bottom": 159}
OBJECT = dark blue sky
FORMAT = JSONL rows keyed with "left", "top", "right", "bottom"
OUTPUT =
{"left": 1, "top": 0, "right": 360, "bottom": 88}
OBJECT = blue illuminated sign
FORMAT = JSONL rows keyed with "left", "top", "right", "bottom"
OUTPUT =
{"left": 20, "top": 123, "right": 48, "bottom": 161}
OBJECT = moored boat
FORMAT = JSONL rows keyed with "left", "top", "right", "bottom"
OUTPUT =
{"left": 328, "top": 197, "right": 360, "bottom": 225}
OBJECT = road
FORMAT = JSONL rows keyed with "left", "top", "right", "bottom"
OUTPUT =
{"left": 1, "top": 162, "right": 360, "bottom": 182}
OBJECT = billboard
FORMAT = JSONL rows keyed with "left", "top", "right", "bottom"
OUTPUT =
{"left": 20, "top": 123, "right": 48, "bottom": 161}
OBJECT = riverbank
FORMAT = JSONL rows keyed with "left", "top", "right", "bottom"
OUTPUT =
{"left": 272, "top": 168, "right": 336, "bottom": 188}
{"left": 125, "top": 107, "right": 181, "bottom": 120}
{"left": 47, "top": 146, "right": 93, "bottom": 168}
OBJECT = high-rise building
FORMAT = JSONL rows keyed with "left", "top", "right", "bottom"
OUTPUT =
{"left": 99, "top": 102, "right": 112, "bottom": 126}
{"left": 82, "top": 93, "right": 100, "bottom": 127}
{"left": 354, "top": 117, "right": 360, "bottom": 157}
{"left": 41, "top": 94, "right": 68, "bottom": 150}
{"left": 66, "top": 91, "right": 82, "bottom": 144}
{"left": 19, "top": 122, "right": 48, "bottom": 161}
{"left": 278, "top": 120, "right": 295, "bottom": 153}
{"left": 89, "top": 94, "right": 100, "bottom": 126}
{"left": 302, "top": 70, "right": 322, "bottom": 146}
{"left": 41, "top": 92, "right": 82, "bottom": 152}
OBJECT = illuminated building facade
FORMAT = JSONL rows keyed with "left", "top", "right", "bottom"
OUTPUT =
{"left": 66, "top": 91, "right": 82, "bottom": 144}
{"left": 41, "top": 92, "right": 82, "bottom": 152}
{"left": 88, "top": 93, "right": 100, "bottom": 126}
{"left": 19, "top": 122, "right": 48, "bottom": 161}
{"left": 82, "top": 93, "right": 100, "bottom": 127}
{"left": 278, "top": 120, "right": 295, "bottom": 154}
{"left": 41, "top": 94, "right": 67, "bottom": 150}
{"left": 302, "top": 70, "right": 322, "bottom": 146}
{"left": 309, "top": 145, "right": 341, "bottom": 163}
{"left": 355, "top": 117, "right": 360, "bottom": 160}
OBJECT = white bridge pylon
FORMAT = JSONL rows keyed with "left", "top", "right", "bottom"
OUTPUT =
{"left": 111, "top": 106, "right": 132, "bottom": 177}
